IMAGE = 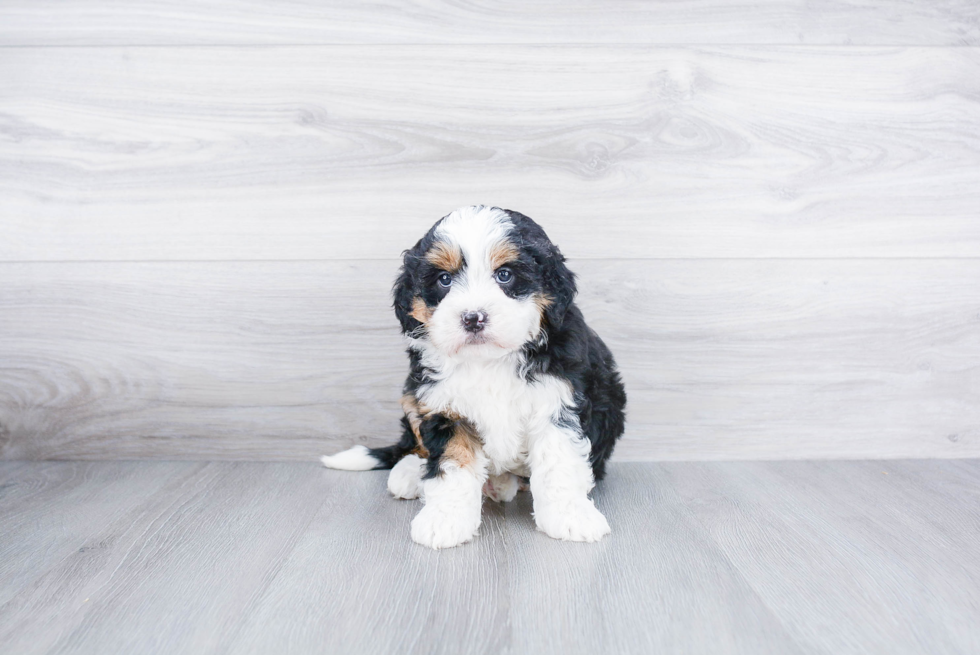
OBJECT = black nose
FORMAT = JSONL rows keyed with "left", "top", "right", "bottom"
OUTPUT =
{"left": 461, "top": 310, "right": 488, "bottom": 333}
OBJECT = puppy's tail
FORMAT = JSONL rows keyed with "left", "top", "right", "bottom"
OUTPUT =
{"left": 320, "top": 445, "right": 380, "bottom": 471}
{"left": 320, "top": 438, "right": 416, "bottom": 471}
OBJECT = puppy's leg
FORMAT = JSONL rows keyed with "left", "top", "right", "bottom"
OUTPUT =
{"left": 411, "top": 416, "right": 488, "bottom": 549}
{"left": 527, "top": 419, "right": 610, "bottom": 542}
{"left": 387, "top": 395, "right": 431, "bottom": 499}
{"left": 387, "top": 454, "right": 425, "bottom": 499}
{"left": 483, "top": 472, "right": 520, "bottom": 503}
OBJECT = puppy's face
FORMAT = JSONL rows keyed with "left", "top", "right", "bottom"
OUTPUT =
{"left": 394, "top": 206, "right": 576, "bottom": 359}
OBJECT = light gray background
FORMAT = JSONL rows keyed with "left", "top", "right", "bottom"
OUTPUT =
{"left": 2, "top": 6, "right": 980, "bottom": 654}
{"left": 2, "top": 1, "right": 978, "bottom": 462}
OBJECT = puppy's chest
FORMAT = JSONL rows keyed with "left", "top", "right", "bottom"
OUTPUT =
{"left": 428, "top": 363, "right": 528, "bottom": 427}
{"left": 421, "top": 362, "right": 531, "bottom": 464}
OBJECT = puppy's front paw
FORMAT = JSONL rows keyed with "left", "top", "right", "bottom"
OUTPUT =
{"left": 482, "top": 472, "right": 520, "bottom": 503}
{"left": 534, "top": 499, "right": 611, "bottom": 543}
{"left": 410, "top": 504, "right": 481, "bottom": 549}
{"left": 388, "top": 454, "right": 424, "bottom": 499}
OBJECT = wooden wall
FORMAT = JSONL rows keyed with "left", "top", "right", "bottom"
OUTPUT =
{"left": 1, "top": 2, "right": 978, "bottom": 461}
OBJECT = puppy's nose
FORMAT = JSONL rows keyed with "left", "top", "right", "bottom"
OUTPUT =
{"left": 461, "top": 310, "right": 488, "bottom": 333}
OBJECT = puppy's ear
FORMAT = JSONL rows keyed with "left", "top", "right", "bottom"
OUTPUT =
{"left": 502, "top": 208, "right": 578, "bottom": 331}
{"left": 538, "top": 240, "right": 577, "bottom": 331}
{"left": 392, "top": 239, "right": 424, "bottom": 334}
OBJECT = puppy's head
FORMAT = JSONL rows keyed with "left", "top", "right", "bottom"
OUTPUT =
{"left": 393, "top": 206, "right": 576, "bottom": 359}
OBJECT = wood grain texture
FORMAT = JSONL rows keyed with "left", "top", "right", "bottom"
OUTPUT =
{"left": 2, "top": 259, "right": 977, "bottom": 462}
{"left": 1, "top": 1, "right": 977, "bottom": 46}
{"left": 504, "top": 463, "right": 805, "bottom": 654}
{"left": 0, "top": 461, "right": 196, "bottom": 608}
{"left": 2, "top": 46, "right": 979, "bottom": 261}
{"left": 227, "top": 467, "right": 512, "bottom": 655}
{"left": 0, "top": 461, "right": 330, "bottom": 654}
{"left": 2, "top": 460, "right": 978, "bottom": 654}
{"left": 664, "top": 460, "right": 980, "bottom": 654}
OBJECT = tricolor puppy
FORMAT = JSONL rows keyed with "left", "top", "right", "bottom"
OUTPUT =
{"left": 322, "top": 206, "right": 626, "bottom": 549}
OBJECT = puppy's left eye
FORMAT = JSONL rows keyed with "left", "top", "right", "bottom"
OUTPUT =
{"left": 437, "top": 272, "right": 453, "bottom": 288}
{"left": 494, "top": 268, "right": 513, "bottom": 284}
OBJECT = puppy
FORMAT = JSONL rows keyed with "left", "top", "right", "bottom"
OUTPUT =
{"left": 322, "top": 206, "right": 626, "bottom": 549}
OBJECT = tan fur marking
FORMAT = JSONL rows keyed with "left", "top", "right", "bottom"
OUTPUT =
{"left": 533, "top": 293, "right": 553, "bottom": 317}
{"left": 442, "top": 420, "right": 480, "bottom": 469}
{"left": 531, "top": 293, "right": 555, "bottom": 336}
{"left": 400, "top": 396, "right": 475, "bottom": 464}
{"left": 440, "top": 408, "right": 462, "bottom": 421}
{"left": 400, "top": 394, "right": 429, "bottom": 457}
{"left": 488, "top": 240, "right": 520, "bottom": 270}
{"left": 425, "top": 241, "right": 463, "bottom": 273}
{"left": 409, "top": 297, "right": 432, "bottom": 324}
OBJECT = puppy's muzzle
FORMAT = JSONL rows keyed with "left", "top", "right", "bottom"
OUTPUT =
{"left": 461, "top": 310, "right": 488, "bottom": 333}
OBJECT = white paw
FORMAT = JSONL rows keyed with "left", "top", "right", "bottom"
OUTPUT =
{"left": 534, "top": 498, "right": 611, "bottom": 543}
{"left": 482, "top": 472, "right": 520, "bottom": 503}
{"left": 410, "top": 504, "right": 481, "bottom": 550}
{"left": 388, "top": 455, "right": 424, "bottom": 499}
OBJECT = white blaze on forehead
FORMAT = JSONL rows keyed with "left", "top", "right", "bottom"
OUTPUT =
{"left": 425, "top": 205, "right": 540, "bottom": 358}
{"left": 434, "top": 205, "right": 513, "bottom": 278}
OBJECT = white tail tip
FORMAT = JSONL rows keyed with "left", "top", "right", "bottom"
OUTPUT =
{"left": 320, "top": 445, "right": 379, "bottom": 471}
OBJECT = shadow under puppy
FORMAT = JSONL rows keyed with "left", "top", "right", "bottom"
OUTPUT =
{"left": 322, "top": 206, "right": 626, "bottom": 549}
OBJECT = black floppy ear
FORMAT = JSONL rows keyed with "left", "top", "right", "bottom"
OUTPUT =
{"left": 500, "top": 208, "right": 578, "bottom": 331}
{"left": 392, "top": 239, "right": 424, "bottom": 334}
{"left": 539, "top": 241, "right": 577, "bottom": 331}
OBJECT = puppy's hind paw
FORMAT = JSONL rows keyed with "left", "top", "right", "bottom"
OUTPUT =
{"left": 482, "top": 472, "right": 520, "bottom": 503}
{"left": 387, "top": 455, "right": 424, "bottom": 499}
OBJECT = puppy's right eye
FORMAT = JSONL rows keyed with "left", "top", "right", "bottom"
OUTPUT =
{"left": 437, "top": 272, "right": 453, "bottom": 288}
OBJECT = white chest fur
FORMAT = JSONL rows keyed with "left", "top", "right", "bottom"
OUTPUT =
{"left": 413, "top": 348, "right": 575, "bottom": 474}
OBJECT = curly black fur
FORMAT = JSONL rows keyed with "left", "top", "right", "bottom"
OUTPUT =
{"left": 383, "top": 208, "right": 625, "bottom": 480}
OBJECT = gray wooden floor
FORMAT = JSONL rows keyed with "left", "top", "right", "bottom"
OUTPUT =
{"left": 2, "top": 460, "right": 978, "bottom": 654}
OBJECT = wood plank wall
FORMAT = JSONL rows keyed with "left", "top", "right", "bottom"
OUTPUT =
{"left": 1, "top": 2, "right": 978, "bottom": 461}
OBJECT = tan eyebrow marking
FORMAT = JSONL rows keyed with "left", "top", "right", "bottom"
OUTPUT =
{"left": 425, "top": 241, "right": 463, "bottom": 273}
{"left": 488, "top": 240, "right": 520, "bottom": 270}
